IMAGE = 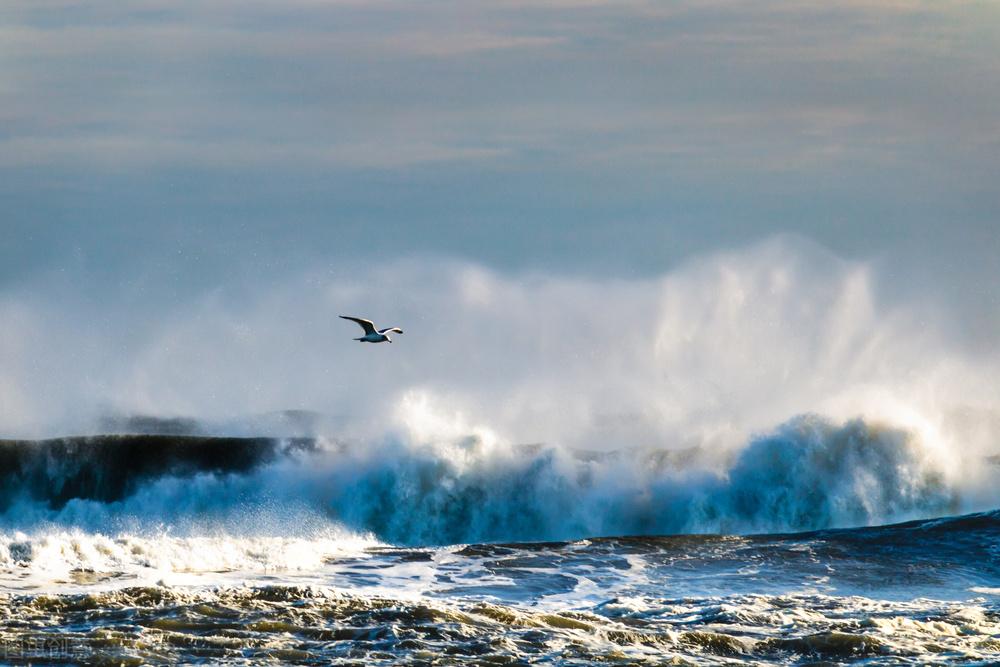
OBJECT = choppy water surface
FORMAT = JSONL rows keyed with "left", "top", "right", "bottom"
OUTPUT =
{"left": 2, "top": 514, "right": 1000, "bottom": 665}
{"left": 1, "top": 425, "right": 999, "bottom": 664}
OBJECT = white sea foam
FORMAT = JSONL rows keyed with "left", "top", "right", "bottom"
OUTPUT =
{"left": 0, "top": 527, "right": 378, "bottom": 592}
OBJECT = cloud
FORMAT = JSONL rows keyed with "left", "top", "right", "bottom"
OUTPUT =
{"left": 0, "top": 135, "right": 510, "bottom": 169}
{"left": 2, "top": 0, "right": 997, "bottom": 175}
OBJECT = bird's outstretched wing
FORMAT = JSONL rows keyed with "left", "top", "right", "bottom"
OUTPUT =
{"left": 378, "top": 327, "right": 403, "bottom": 335}
{"left": 340, "top": 316, "right": 377, "bottom": 335}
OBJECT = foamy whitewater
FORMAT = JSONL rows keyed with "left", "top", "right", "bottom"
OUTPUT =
{"left": 1, "top": 239, "right": 999, "bottom": 664}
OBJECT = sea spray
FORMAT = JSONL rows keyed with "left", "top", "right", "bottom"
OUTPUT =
{"left": 1, "top": 239, "right": 997, "bottom": 463}
{"left": 0, "top": 414, "right": 973, "bottom": 547}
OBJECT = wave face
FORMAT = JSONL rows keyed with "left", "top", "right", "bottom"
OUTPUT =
{"left": 0, "top": 415, "right": 973, "bottom": 550}
{"left": 0, "top": 435, "right": 313, "bottom": 510}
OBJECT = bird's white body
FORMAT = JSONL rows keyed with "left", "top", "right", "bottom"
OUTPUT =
{"left": 340, "top": 316, "right": 403, "bottom": 343}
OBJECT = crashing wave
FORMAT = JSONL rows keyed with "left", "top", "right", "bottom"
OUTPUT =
{"left": 0, "top": 415, "right": 971, "bottom": 546}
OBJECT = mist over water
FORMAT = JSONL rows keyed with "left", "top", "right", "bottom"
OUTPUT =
{"left": 1, "top": 236, "right": 997, "bottom": 448}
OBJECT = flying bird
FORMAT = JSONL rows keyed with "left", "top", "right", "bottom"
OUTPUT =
{"left": 340, "top": 315, "right": 404, "bottom": 343}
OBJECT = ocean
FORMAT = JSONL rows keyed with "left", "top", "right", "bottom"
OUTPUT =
{"left": 1, "top": 415, "right": 998, "bottom": 665}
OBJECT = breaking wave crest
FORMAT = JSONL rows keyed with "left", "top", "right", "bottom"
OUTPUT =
{"left": 305, "top": 414, "right": 965, "bottom": 545}
{"left": 0, "top": 414, "right": 979, "bottom": 551}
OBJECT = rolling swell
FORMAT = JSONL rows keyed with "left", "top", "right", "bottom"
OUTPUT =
{"left": 0, "top": 435, "right": 314, "bottom": 510}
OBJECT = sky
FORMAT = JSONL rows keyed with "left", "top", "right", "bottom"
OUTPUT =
{"left": 0, "top": 1, "right": 998, "bottom": 439}
{"left": 2, "top": 1, "right": 998, "bottom": 286}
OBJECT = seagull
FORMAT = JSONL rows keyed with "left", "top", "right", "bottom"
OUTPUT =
{"left": 339, "top": 315, "right": 404, "bottom": 343}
